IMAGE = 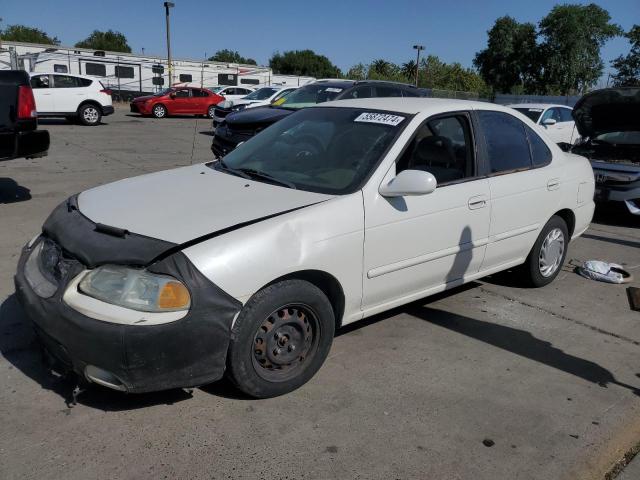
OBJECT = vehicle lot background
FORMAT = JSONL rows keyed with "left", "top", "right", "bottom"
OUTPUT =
{"left": 1, "top": 107, "right": 640, "bottom": 480}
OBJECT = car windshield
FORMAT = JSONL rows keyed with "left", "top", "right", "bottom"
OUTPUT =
{"left": 153, "top": 88, "right": 175, "bottom": 97}
{"left": 274, "top": 84, "right": 349, "bottom": 110}
{"left": 514, "top": 107, "right": 544, "bottom": 123}
{"left": 594, "top": 131, "right": 640, "bottom": 145}
{"left": 209, "top": 107, "right": 408, "bottom": 194}
{"left": 210, "top": 86, "right": 224, "bottom": 93}
{"left": 243, "top": 87, "right": 279, "bottom": 100}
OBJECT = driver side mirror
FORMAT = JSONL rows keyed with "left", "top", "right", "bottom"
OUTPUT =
{"left": 169, "top": 93, "right": 176, "bottom": 99}
{"left": 542, "top": 118, "right": 556, "bottom": 126}
{"left": 379, "top": 170, "right": 437, "bottom": 197}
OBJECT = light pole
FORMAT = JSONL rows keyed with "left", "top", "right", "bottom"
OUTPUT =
{"left": 164, "top": 2, "right": 175, "bottom": 85}
{"left": 413, "top": 44, "right": 425, "bottom": 87}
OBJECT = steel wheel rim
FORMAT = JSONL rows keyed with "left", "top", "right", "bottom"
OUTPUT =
{"left": 84, "top": 107, "right": 99, "bottom": 123}
{"left": 154, "top": 106, "right": 165, "bottom": 117}
{"left": 539, "top": 227, "right": 565, "bottom": 277}
{"left": 251, "top": 303, "right": 320, "bottom": 382}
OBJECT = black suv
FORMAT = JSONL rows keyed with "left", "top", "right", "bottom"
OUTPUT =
{"left": 211, "top": 80, "right": 423, "bottom": 157}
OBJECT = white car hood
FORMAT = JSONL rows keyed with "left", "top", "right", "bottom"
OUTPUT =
{"left": 78, "top": 164, "right": 332, "bottom": 244}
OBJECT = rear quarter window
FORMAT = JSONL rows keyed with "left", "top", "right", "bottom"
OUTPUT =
{"left": 524, "top": 125, "right": 552, "bottom": 167}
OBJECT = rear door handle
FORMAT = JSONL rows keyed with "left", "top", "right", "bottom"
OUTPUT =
{"left": 468, "top": 195, "right": 488, "bottom": 210}
{"left": 547, "top": 178, "right": 560, "bottom": 191}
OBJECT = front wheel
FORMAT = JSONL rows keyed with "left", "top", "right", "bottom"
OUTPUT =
{"left": 226, "top": 280, "right": 335, "bottom": 398}
{"left": 519, "top": 215, "right": 569, "bottom": 287}
{"left": 78, "top": 104, "right": 102, "bottom": 126}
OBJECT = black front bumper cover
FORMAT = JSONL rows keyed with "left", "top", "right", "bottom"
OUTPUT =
{"left": 15, "top": 197, "right": 242, "bottom": 393}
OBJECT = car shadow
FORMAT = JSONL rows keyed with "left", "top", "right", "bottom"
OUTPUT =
{"left": 0, "top": 178, "right": 32, "bottom": 203}
{"left": 199, "top": 130, "right": 214, "bottom": 136}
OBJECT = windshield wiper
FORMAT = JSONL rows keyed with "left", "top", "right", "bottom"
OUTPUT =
{"left": 216, "top": 159, "right": 252, "bottom": 179}
{"left": 236, "top": 168, "right": 297, "bottom": 189}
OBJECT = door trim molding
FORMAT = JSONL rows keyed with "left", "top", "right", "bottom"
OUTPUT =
{"left": 367, "top": 238, "right": 488, "bottom": 279}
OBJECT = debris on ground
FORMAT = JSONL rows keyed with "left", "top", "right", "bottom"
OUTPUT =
{"left": 628, "top": 287, "right": 640, "bottom": 312}
{"left": 576, "top": 260, "right": 633, "bottom": 284}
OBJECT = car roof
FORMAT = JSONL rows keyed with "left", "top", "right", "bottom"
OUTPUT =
{"left": 318, "top": 97, "right": 524, "bottom": 116}
{"left": 30, "top": 72, "right": 97, "bottom": 80}
{"left": 310, "top": 79, "right": 356, "bottom": 88}
{"left": 353, "top": 80, "right": 418, "bottom": 89}
{"left": 509, "top": 103, "right": 572, "bottom": 109}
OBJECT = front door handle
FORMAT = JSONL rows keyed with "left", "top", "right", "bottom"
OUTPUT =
{"left": 468, "top": 195, "right": 488, "bottom": 210}
{"left": 547, "top": 178, "right": 560, "bottom": 191}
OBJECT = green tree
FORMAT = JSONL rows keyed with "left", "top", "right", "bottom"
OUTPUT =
{"left": 345, "top": 63, "right": 367, "bottom": 80}
{"left": 370, "top": 59, "right": 395, "bottom": 76}
{"left": 401, "top": 60, "right": 417, "bottom": 81}
{"left": 0, "top": 24, "right": 59, "bottom": 45}
{"left": 269, "top": 50, "right": 341, "bottom": 78}
{"left": 75, "top": 30, "right": 131, "bottom": 53}
{"left": 208, "top": 49, "right": 256, "bottom": 65}
{"left": 538, "top": 3, "right": 622, "bottom": 94}
{"left": 473, "top": 16, "right": 539, "bottom": 94}
{"left": 611, "top": 25, "right": 640, "bottom": 87}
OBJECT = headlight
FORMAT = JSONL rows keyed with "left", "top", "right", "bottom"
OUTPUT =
{"left": 232, "top": 104, "right": 247, "bottom": 112}
{"left": 78, "top": 265, "right": 191, "bottom": 312}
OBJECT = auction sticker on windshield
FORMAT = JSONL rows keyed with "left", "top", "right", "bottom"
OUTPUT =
{"left": 354, "top": 112, "right": 405, "bottom": 126}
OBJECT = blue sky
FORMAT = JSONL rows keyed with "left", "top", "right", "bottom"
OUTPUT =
{"left": 2, "top": 0, "right": 638, "bottom": 80}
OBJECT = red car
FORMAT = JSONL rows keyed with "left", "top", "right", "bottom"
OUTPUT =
{"left": 130, "top": 87, "right": 224, "bottom": 119}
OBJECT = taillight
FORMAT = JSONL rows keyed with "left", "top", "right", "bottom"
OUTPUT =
{"left": 100, "top": 89, "right": 112, "bottom": 96}
{"left": 17, "top": 85, "right": 37, "bottom": 119}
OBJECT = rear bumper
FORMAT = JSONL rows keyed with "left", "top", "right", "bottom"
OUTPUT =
{"left": 102, "top": 105, "right": 114, "bottom": 116}
{"left": 0, "top": 129, "right": 49, "bottom": 161}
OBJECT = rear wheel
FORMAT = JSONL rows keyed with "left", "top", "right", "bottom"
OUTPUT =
{"left": 152, "top": 104, "right": 167, "bottom": 118}
{"left": 226, "top": 280, "right": 335, "bottom": 398}
{"left": 519, "top": 215, "right": 568, "bottom": 287}
{"left": 78, "top": 104, "right": 101, "bottom": 126}
{"left": 207, "top": 105, "right": 216, "bottom": 119}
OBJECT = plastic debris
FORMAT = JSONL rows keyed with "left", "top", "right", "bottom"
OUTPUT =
{"left": 577, "top": 260, "right": 633, "bottom": 284}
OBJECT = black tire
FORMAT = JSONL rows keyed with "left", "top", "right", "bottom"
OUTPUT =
{"left": 77, "top": 103, "right": 102, "bottom": 126}
{"left": 519, "top": 215, "right": 569, "bottom": 287}
{"left": 227, "top": 280, "right": 335, "bottom": 398}
{"left": 152, "top": 104, "right": 168, "bottom": 118}
{"left": 206, "top": 105, "right": 216, "bottom": 119}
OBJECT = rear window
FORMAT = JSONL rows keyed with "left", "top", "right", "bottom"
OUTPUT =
{"left": 525, "top": 124, "right": 552, "bottom": 166}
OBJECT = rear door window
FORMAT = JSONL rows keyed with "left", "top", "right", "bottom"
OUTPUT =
{"left": 374, "top": 86, "right": 402, "bottom": 97}
{"left": 53, "top": 75, "right": 80, "bottom": 88}
{"left": 175, "top": 89, "right": 190, "bottom": 98}
{"left": 477, "top": 111, "right": 532, "bottom": 174}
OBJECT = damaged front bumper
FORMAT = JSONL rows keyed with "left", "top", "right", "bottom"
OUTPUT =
{"left": 14, "top": 199, "right": 242, "bottom": 393}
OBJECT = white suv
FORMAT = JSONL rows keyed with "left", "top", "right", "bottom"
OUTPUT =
{"left": 210, "top": 86, "right": 255, "bottom": 101}
{"left": 29, "top": 73, "right": 114, "bottom": 126}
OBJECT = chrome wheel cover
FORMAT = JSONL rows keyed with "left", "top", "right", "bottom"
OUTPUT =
{"left": 539, "top": 228, "right": 565, "bottom": 277}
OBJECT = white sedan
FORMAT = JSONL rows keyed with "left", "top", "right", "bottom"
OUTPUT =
{"left": 16, "top": 98, "right": 595, "bottom": 398}
{"left": 510, "top": 103, "right": 577, "bottom": 145}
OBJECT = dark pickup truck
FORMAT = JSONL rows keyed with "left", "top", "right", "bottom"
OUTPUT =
{"left": 0, "top": 70, "right": 50, "bottom": 161}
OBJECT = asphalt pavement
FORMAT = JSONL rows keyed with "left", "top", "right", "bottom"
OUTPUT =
{"left": 1, "top": 107, "right": 639, "bottom": 480}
